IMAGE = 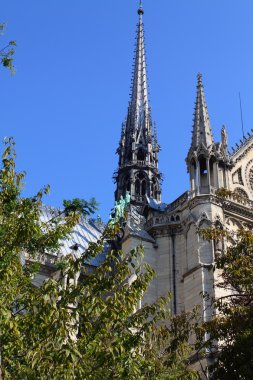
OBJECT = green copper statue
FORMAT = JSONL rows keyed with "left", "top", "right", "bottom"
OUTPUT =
{"left": 109, "top": 192, "right": 131, "bottom": 225}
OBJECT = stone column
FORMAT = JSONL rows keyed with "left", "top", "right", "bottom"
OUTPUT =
{"left": 207, "top": 158, "right": 211, "bottom": 192}
{"left": 190, "top": 164, "right": 196, "bottom": 192}
{"left": 197, "top": 161, "right": 201, "bottom": 195}
{"left": 213, "top": 162, "right": 219, "bottom": 189}
{"left": 130, "top": 176, "right": 135, "bottom": 200}
{"left": 225, "top": 165, "right": 230, "bottom": 189}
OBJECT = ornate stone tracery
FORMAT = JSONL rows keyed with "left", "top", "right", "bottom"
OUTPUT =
{"left": 249, "top": 167, "right": 253, "bottom": 191}
{"left": 245, "top": 159, "right": 253, "bottom": 195}
{"left": 234, "top": 187, "right": 249, "bottom": 199}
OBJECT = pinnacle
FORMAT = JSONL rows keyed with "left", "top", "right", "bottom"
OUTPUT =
{"left": 190, "top": 73, "right": 214, "bottom": 150}
{"left": 197, "top": 72, "right": 203, "bottom": 86}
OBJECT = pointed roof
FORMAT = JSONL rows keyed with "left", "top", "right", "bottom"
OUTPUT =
{"left": 191, "top": 73, "right": 214, "bottom": 150}
{"left": 128, "top": 3, "right": 150, "bottom": 132}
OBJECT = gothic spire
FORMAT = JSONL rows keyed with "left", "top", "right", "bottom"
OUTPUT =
{"left": 128, "top": 2, "right": 150, "bottom": 135}
{"left": 114, "top": 2, "right": 161, "bottom": 205}
{"left": 191, "top": 73, "right": 214, "bottom": 149}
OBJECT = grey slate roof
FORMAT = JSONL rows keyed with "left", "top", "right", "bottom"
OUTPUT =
{"left": 127, "top": 204, "right": 155, "bottom": 243}
{"left": 146, "top": 197, "right": 167, "bottom": 212}
{"left": 128, "top": 223, "right": 155, "bottom": 243}
{"left": 41, "top": 206, "right": 106, "bottom": 267}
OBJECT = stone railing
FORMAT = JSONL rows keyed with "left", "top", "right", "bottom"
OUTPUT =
{"left": 145, "top": 214, "right": 182, "bottom": 229}
{"left": 145, "top": 191, "right": 190, "bottom": 229}
{"left": 225, "top": 194, "right": 253, "bottom": 209}
{"left": 120, "top": 160, "right": 157, "bottom": 169}
{"left": 167, "top": 191, "right": 190, "bottom": 212}
{"left": 133, "top": 195, "right": 145, "bottom": 203}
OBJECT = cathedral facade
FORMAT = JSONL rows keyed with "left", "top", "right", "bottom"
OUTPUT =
{"left": 115, "top": 3, "right": 253, "bottom": 322}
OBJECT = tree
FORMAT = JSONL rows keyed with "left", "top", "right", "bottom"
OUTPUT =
{"left": 0, "top": 23, "right": 16, "bottom": 73}
{"left": 0, "top": 138, "right": 198, "bottom": 379}
{"left": 199, "top": 190, "right": 253, "bottom": 379}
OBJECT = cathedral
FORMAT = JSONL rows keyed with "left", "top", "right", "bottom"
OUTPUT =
{"left": 27, "top": 0, "right": 253, "bottom": 344}
{"left": 114, "top": 2, "right": 253, "bottom": 322}
{"left": 34, "top": 3, "right": 253, "bottom": 323}
{"left": 21, "top": 2, "right": 253, "bottom": 376}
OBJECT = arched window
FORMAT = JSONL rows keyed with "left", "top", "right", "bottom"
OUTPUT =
{"left": 135, "top": 173, "right": 147, "bottom": 197}
{"left": 199, "top": 156, "right": 207, "bottom": 175}
{"left": 199, "top": 155, "right": 208, "bottom": 193}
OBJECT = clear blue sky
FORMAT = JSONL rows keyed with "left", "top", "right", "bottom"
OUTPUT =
{"left": 1, "top": 0, "right": 253, "bottom": 220}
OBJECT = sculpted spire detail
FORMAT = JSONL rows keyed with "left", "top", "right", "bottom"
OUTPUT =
{"left": 114, "top": 4, "right": 161, "bottom": 205}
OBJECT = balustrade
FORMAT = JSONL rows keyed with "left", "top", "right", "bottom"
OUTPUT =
{"left": 120, "top": 160, "right": 156, "bottom": 169}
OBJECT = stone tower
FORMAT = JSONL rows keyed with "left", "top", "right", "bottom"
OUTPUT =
{"left": 114, "top": 3, "right": 161, "bottom": 206}
{"left": 186, "top": 73, "right": 232, "bottom": 195}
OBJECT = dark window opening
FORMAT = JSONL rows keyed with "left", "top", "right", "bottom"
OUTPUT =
{"left": 199, "top": 156, "right": 208, "bottom": 191}
{"left": 127, "top": 151, "right": 132, "bottom": 162}
{"left": 135, "top": 180, "right": 140, "bottom": 195}
{"left": 141, "top": 180, "right": 146, "bottom": 196}
{"left": 137, "top": 149, "right": 146, "bottom": 161}
{"left": 200, "top": 158, "right": 207, "bottom": 174}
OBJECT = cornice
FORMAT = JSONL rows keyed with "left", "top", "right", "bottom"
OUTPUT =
{"left": 231, "top": 141, "right": 253, "bottom": 164}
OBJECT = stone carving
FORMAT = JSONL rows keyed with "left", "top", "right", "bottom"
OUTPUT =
{"left": 245, "top": 159, "right": 253, "bottom": 195}
{"left": 197, "top": 212, "right": 211, "bottom": 227}
{"left": 249, "top": 167, "right": 253, "bottom": 191}
{"left": 234, "top": 187, "right": 249, "bottom": 199}
{"left": 221, "top": 125, "right": 228, "bottom": 152}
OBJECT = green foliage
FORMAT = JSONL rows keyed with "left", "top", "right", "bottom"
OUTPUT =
{"left": 0, "top": 23, "right": 16, "bottom": 74}
{"left": 63, "top": 198, "right": 98, "bottom": 217}
{"left": 216, "top": 187, "right": 246, "bottom": 203}
{"left": 200, "top": 191, "right": 253, "bottom": 379}
{"left": 0, "top": 138, "right": 197, "bottom": 379}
